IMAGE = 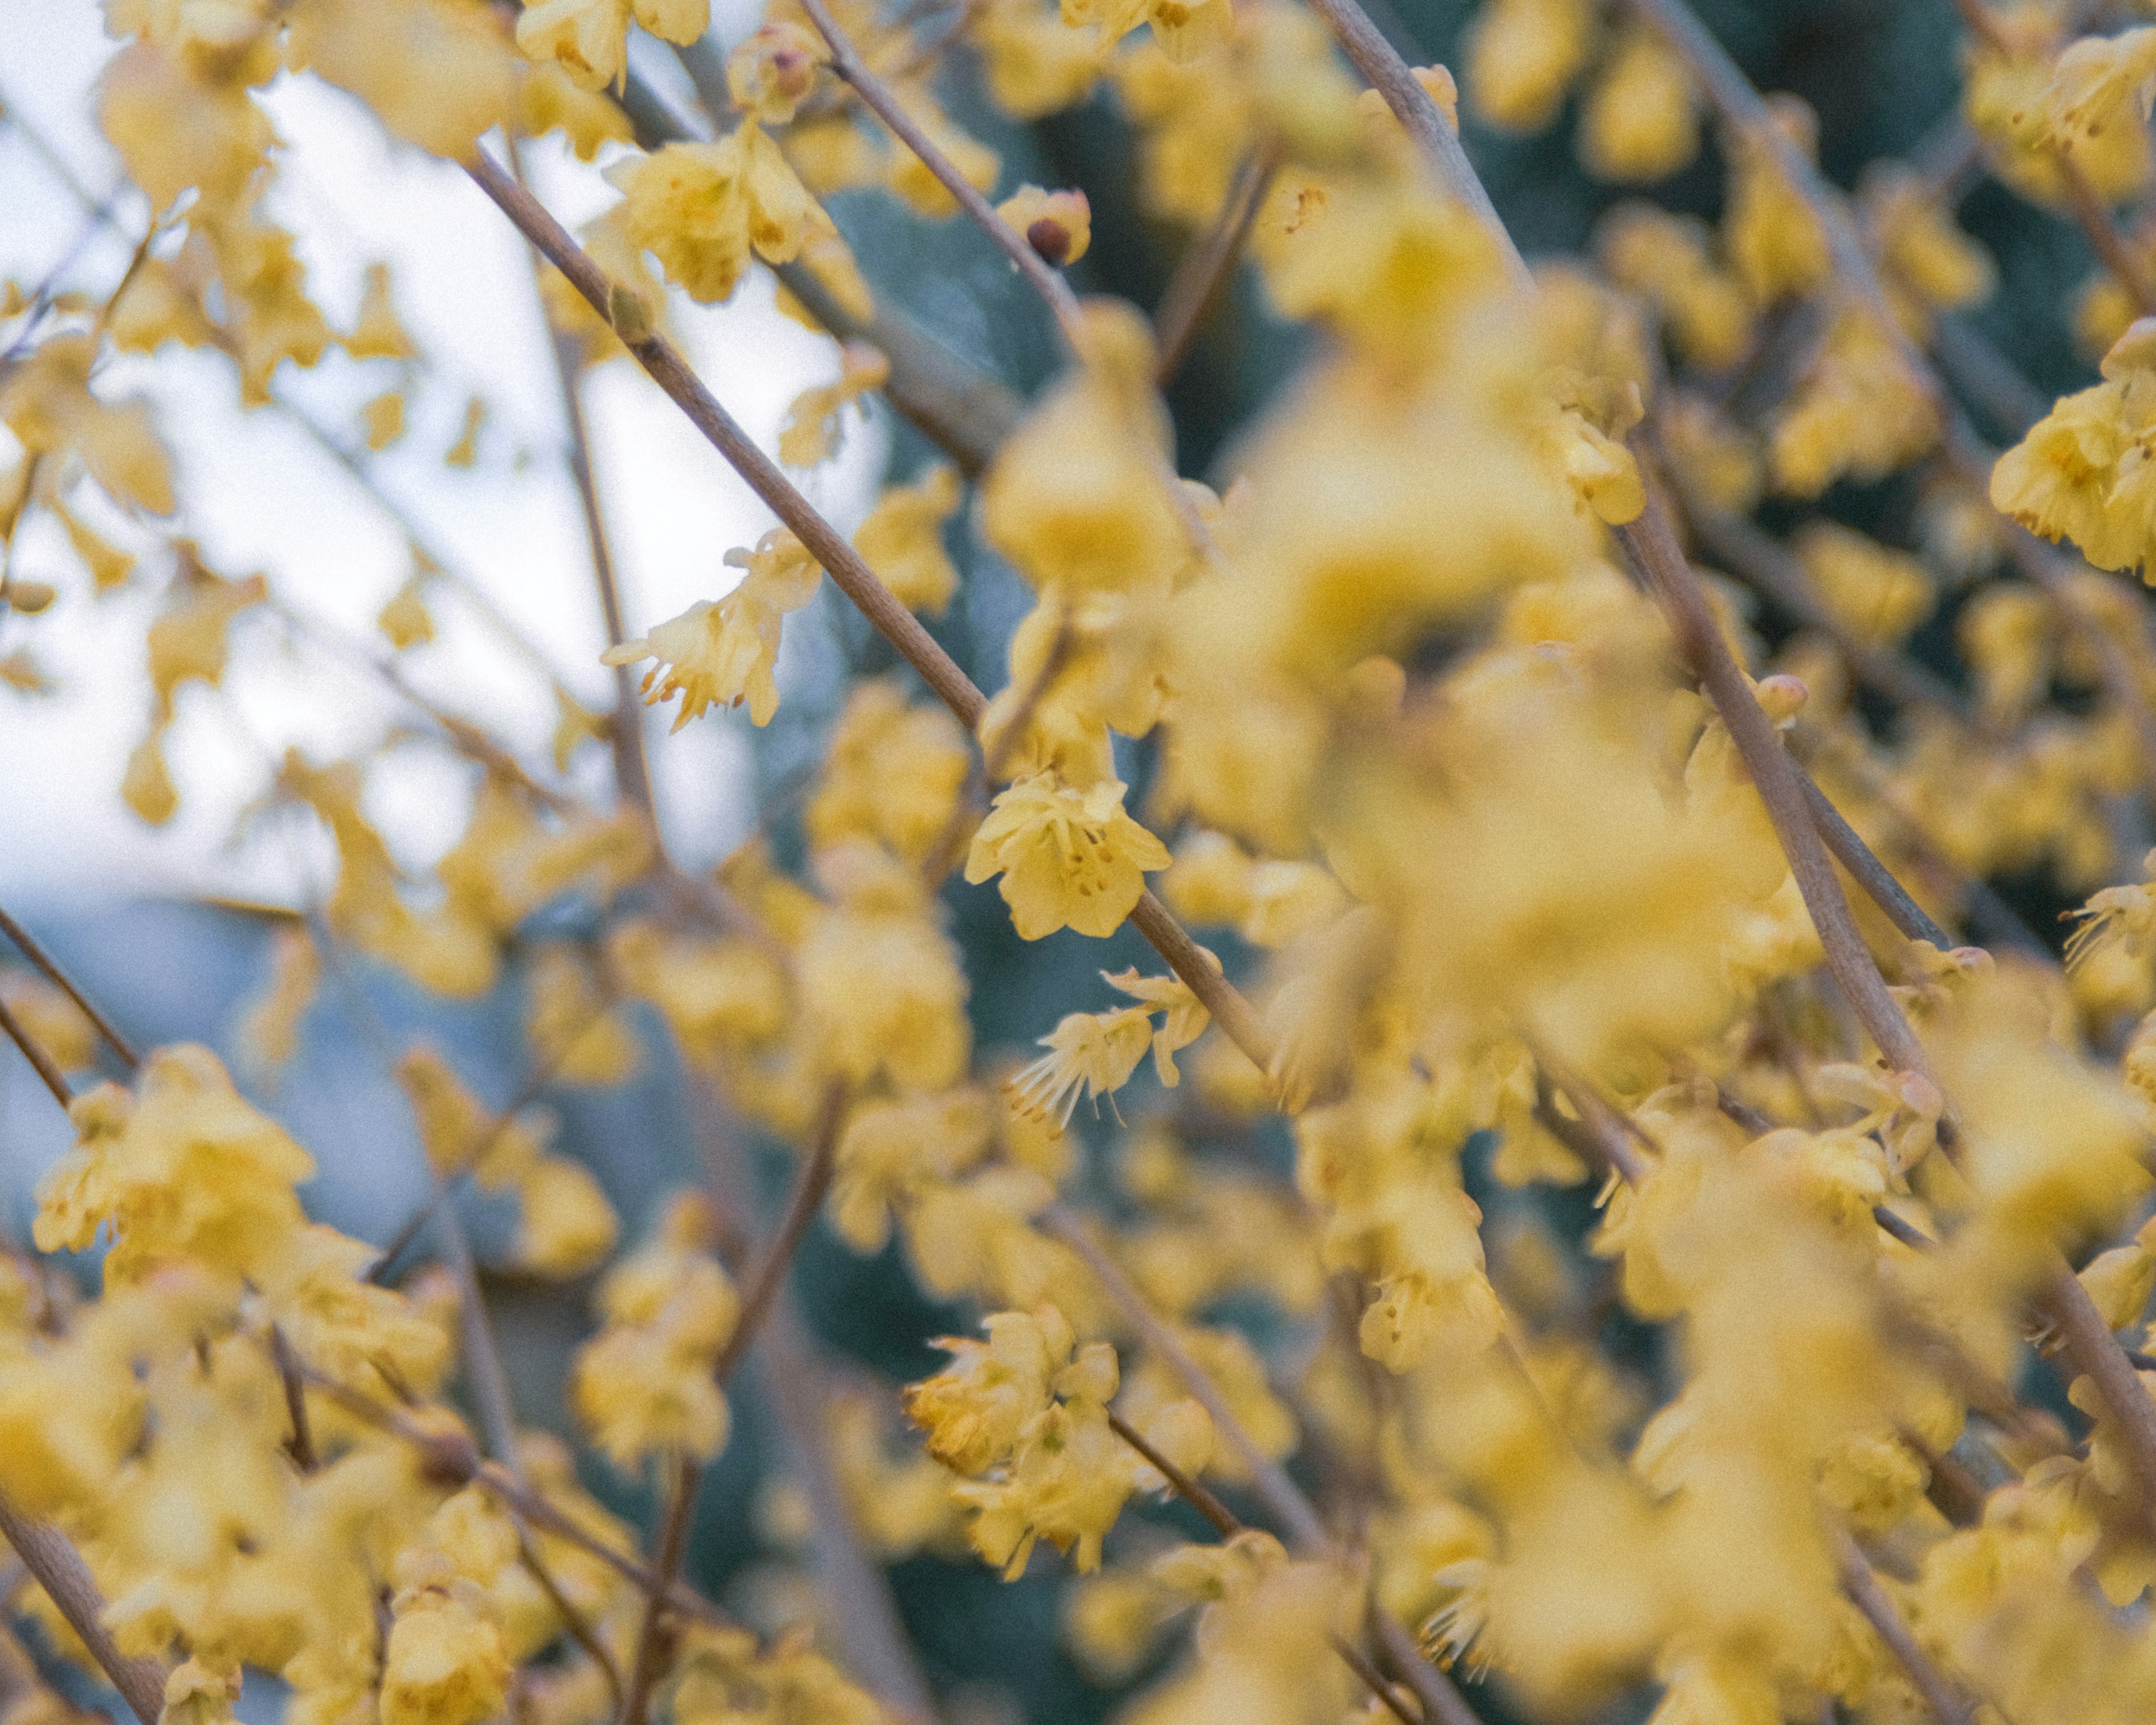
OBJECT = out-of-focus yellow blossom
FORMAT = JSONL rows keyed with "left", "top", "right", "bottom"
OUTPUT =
{"left": 800, "top": 841, "right": 972, "bottom": 1090}
{"left": 380, "top": 1553, "right": 510, "bottom": 1725}
{"left": 852, "top": 464, "right": 963, "bottom": 613}
{"left": 1724, "top": 97, "right": 1831, "bottom": 305}
{"left": 1794, "top": 523, "right": 1934, "bottom": 647}
{"left": 1464, "top": 0, "right": 1595, "bottom": 132}
{"left": 778, "top": 340, "right": 888, "bottom": 468}
{"left": 346, "top": 262, "right": 415, "bottom": 360}
{"left": 806, "top": 678, "right": 970, "bottom": 864}
{"left": 1772, "top": 311, "right": 1939, "bottom": 497}
{"left": 884, "top": 89, "right": 1001, "bottom": 218}
{"left": 981, "top": 302, "right": 1186, "bottom": 595}
{"left": 606, "top": 127, "right": 832, "bottom": 305}
{"left": 570, "top": 1194, "right": 737, "bottom": 1468}
{"left": 377, "top": 571, "right": 435, "bottom": 650}
{"left": 726, "top": 21, "right": 826, "bottom": 123}
{"left": 235, "top": 923, "right": 318, "bottom": 1076}
{"left": 998, "top": 185, "right": 1092, "bottom": 265}
{"left": 360, "top": 390, "right": 405, "bottom": 452}
{"left": 285, "top": 0, "right": 519, "bottom": 162}
{"left": 524, "top": 942, "right": 640, "bottom": 1086}
{"left": 1064, "top": 0, "right": 1232, "bottom": 65}
{"left": 973, "top": 0, "right": 1106, "bottom": 118}
{"left": 1865, "top": 165, "right": 1996, "bottom": 314}
{"left": 605, "top": 528, "right": 823, "bottom": 728}
{"left": 515, "top": 0, "right": 710, "bottom": 93}
{"left": 1, "top": 334, "right": 175, "bottom": 517}
{"left": 965, "top": 772, "right": 1172, "bottom": 939}
{"left": 1579, "top": 27, "right": 1698, "bottom": 182}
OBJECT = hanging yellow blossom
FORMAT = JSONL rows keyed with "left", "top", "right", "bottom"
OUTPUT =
{"left": 965, "top": 772, "right": 1172, "bottom": 939}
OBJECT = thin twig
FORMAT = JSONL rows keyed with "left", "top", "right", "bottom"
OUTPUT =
{"left": 791, "top": 0, "right": 1085, "bottom": 345}
{"left": 0, "top": 993, "right": 72, "bottom": 1107}
{"left": 508, "top": 140, "right": 660, "bottom": 830}
{"left": 1797, "top": 773, "right": 1958, "bottom": 952}
{"left": 270, "top": 1323, "right": 318, "bottom": 1472}
{"left": 0, "top": 904, "right": 135, "bottom": 1068}
{"left": 710, "top": 1080, "right": 848, "bottom": 1388}
{"left": 616, "top": 1080, "right": 848, "bottom": 1725}
{"left": 0, "top": 1487, "right": 167, "bottom": 1725}
{"left": 1837, "top": 1536, "right": 1979, "bottom": 1725}
{"left": 1299, "top": 0, "right": 1526, "bottom": 281}
{"left": 460, "top": 149, "right": 1275, "bottom": 1074}
{"left": 1040, "top": 1202, "right": 1328, "bottom": 1551}
{"left": 614, "top": 1452, "right": 697, "bottom": 1725}
{"left": 293, "top": 1361, "right": 738, "bottom": 1626}
{"left": 1153, "top": 143, "right": 1281, "bottom": 386}
{"left": 1106, "top": 1408, "right": 1240, "bottom": 1536}
{"left": 518, "top": 1527, "right": 624, "bottom": 1707}
{"left": 1103, "top": 1409, "right": 1454, "bottom": 1725}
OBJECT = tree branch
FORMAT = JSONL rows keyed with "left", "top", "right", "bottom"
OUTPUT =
{"left": 0, "top": 905, "right": 136, "bottom": 1069}
{"left": 0, "top": 1489, "right": 166, "bottom": 1725}
{"left": 460, "top": 149, "right": 1276, "bottom": 1073}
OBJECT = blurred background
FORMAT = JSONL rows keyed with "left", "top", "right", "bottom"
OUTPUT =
{"left": 0, "top": 2, "right": 2102, "bottom": 1721}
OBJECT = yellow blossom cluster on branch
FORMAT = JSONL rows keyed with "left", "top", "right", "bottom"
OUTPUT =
{"left": 15, "top": 2, "right": 2156, "bottom": 1725}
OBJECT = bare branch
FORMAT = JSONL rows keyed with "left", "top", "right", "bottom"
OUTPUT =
{"left": 460, "top": 149, "right": 1277, "bottom": 1074}
{"left": 0, "top": 1488, "right": 167, "bottom": 1725}
{"left": 0, "top": 905, "right": 137, "bottom": 1069}
{"left": 1153, "top": 144, "right": 1281, "bottom": 386}
{"left": 0, "top": 992, "right": 72, "bottom": 1109}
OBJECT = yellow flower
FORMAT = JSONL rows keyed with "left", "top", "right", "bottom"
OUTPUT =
{"left": 1578, "top": 26, "right": 1698, "bottom": 182}
{"left": 778, "top": 340, "right": 889, "bottom": 468}
{"left": 346, "top": 261, "right": 414, "bottom": 360}
{"left": 997, "top": 185, "right": 1092, "bottom": 264}
{"left": 606, "top": 126, "right": 831, "bottom": 305}
{"left": 853, "top": 464, "right": 964, "bottom": 613}
{"left": 381, "top": 1567, "right": 510, "bottom": 1725}
{"left": 965, "top": 772, "right": 1173, "bottom": 939}
{"left": 1464, "top": 0, "right": 1595, "bottom": 132}
{"left": 725, "top": 21, "right": 826, "bottom": 123}
{"left": 515, "top": 0, "right": 710, "bottom": 93}
{"left": 604, "top": 528, "right": 823, "bottom": 728}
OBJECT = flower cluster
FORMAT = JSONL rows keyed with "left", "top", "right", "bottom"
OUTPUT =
{"left": 13, "top": 2, "right": 2156, "bottom": 1725}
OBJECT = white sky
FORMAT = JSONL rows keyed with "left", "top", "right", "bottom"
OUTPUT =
{"left": 0, "top": 0, "right": 886, "bottom": 908}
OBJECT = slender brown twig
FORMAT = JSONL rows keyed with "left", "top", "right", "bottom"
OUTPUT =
{"left": 1837, "top": 1536, "right": 1980, "bottom": 1725}
{"left": 518, "top": 1526, "right": 624, "bottom": 1706}
{"left": 0, "top": 904, "right": 137, "bottom": 1068}
{"left": 616, "top": 1081, "right": 849, "bottom": 1725}
{"left": 460, "top": 149, "right": 1277, "bottom": 1075}
{"left": 1103, "top": 1409, "right": 1454, "bottom": 1725}
{"left": 1153, "top": 143, "right": 1282, "bottom": 386}
{"left": 792, "top": 0, "right": 1085, "bottom": 345}
{"left": 0, "top": 1487, "right": 167, "bottom": 1725}
{"left": 0, "top": 992, "right": 72, "bottom": 1107}
{"left": 270, "top": 1323, "right": 318, "bottom": 1472}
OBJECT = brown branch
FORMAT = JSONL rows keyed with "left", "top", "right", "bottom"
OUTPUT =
{"left": 1615, "top": 489, "right": 1938, "bottom": 1082}
{"left": 710, "top": 1080, "right": 848, "bottom": 1389}
{"left": 1040, "top": 1202, "right": 1329, "bottom": 1551}
{"left": 617, "top": 1081, "right": 848, "bottom": 1725}
{"left": 682, "top": 1070, "right": 939, "bottom": 1722}
{"left": 0, "top": 1487, "right": 167, "bottom": 1725}
{"left": 1106, "top": 1407, "right": 1239, "bottom": 1536}
{"left": 460, "top": 149, "right": 1276, "bottom": 1074}
{"left": 270, "top": 1323, "right": 318, "bottom": 1472}
{"left": 0, "top": 905, "right": 137, "bottom": 1069}
{"left": 615, "top": 1452, "right": 697, "bottom": 1725}
{"left": 1837, "top": 1536, "right": 1980, "bottom": 1725}
{"left": 1299, "top": 0, "right": 1526, "bottom": 281}
{"left": 791, "top": 0, "right": 1085, "bottom": 345}
{"left": 293, "top": 1362, "right": 738, "bottom": 1627}
{"left": 1103, "top": 1410, "right": 1457, "bottom": 1725}
{"left": 1153, "top": 143, "right": 1281, "bottom": 386}
{"left": 1795, "top": 773, "right": 1957, "bottom": 953}
{"left": 0, "top": 992, "right": 72, "bottom": 1108}
{"left": 518, "top": 1527, "right": 624, "bottom": 1708}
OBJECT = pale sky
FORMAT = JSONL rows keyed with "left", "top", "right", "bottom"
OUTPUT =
{"left": 0, "top": 0, "right": 886, "bottom": 909}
